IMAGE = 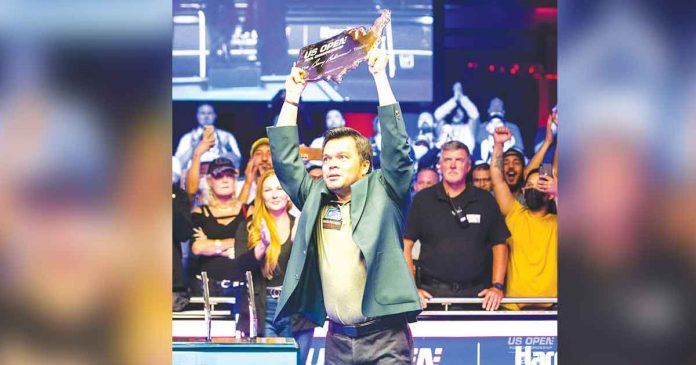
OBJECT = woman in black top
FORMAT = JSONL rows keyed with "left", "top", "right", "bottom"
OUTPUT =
{"left": 189, "top": 158, "right": 270, "bottom": 337}
{"left": 190, "top": 158, "right": 250, "bottom": 294}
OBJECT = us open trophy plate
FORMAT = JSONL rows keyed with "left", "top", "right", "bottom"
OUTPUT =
{"left": 295, "top": 10, "right": 391, "bottom": 83}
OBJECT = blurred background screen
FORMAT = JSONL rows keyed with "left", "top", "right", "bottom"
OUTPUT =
{"left": 172, "top": 0, "right": 434, "bottom": 102}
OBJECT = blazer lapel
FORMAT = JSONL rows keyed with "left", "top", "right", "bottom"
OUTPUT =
{"left": 350, "top": 176, "right": 369, "bottom": 233}
{"left": 304, "top": 181, "right": 331, "bottom": 245}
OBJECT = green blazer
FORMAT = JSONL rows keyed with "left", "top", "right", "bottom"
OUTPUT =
{"left": 267, "top": 103, "right": 422, "bottom": 327}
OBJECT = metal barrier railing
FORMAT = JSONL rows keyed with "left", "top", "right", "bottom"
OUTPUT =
{"left": 426, "top": 297, "right": 557, "bottom": 311}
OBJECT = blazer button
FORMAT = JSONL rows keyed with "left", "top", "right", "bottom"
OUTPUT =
{"left": 303, "top": 250, "right": 307, "bottom": 255}
{"left": 295, "top": 274, "right": 300, "bottom": 280}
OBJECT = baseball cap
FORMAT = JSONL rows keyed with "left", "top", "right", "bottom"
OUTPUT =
{"left": 208, "top": 157, "right": 237, "bottom": 177}
{"left": 503, "top": 148, "right": 527, "bottom": 166}
{"left": 250, "top": 137, "right": 270, "bottom": 155}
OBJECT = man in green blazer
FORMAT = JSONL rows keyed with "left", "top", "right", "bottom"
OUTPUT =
{"left": 266, "top": 49, "right": 421, "bottom": 364}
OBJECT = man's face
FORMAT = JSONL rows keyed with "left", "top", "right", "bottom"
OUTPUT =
{"left": 503, "top": 155, "right": 523, "bottom": 188}
{"left": 322, "top": 137, "right": 369, "bottom": 195}
{"left": 414, "top": 169, "right": 438, "bottom": 193}
{"left": 197, "top": 104, "right": 217, "bottom": 126}
{"left": 325, "top": 109, "right": 345, "bottom": 130}
{"left": 472, "top": 169, "right": 492, "bottom": 191}
{"left": 488, "top": 97, "right": 505, "bottom": 117}
{"left": 253, "top": 144, "right": 272, "bottom": 175}
{"left": 439, "top": 148, "right": 471, "bottom": 186}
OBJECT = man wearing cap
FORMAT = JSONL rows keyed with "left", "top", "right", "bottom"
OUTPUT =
{"left": 503, "top": 148, "right": 527, "bottom": 204}
{"left": 238, "top": 137, "right": 273, "bottom": 205}
{"left": 267, "top": 49, "right": 421, "bottom": 364}
{"left": 175, "top": 104, "right": 242, "bottom": 171}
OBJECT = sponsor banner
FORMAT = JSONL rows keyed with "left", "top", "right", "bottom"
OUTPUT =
{"left": 305, "top": 336, "right": 557, "bottom": 365}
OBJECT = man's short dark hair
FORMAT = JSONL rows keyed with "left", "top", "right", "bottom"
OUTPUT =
{"left": 323, "top": 127, "right": 373, "bottom": 170}
{"left": 417, "top": 166, "right": 438, "bottom": 177}
{"left": 472, "top": 163, "right": 490, "bottom": 172}
{"left": 503, "top": 148, "right": 526, "bottom": 167}
{"left": 440, "top": 140, "right": 471, "bottom": 157}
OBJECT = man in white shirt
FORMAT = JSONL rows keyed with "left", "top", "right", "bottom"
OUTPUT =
{"left": 174, "top": 104, "right": 242, "bottom": 170}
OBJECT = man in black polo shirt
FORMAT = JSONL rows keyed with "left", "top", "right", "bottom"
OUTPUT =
{"left": 404, "top": 141, "right": 510, "bottom": 311}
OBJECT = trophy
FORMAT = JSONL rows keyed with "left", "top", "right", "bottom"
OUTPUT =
{"left": 295, "top": 10, "right": 391, "bottom": 83}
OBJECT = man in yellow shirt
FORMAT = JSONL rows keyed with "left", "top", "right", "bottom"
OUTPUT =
{"left": 490, "top": 126, "right": 557, "bottom": 310}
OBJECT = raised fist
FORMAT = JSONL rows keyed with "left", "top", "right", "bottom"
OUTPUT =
{"left": 285, "top": 67, "right": 307, "bottom": 103}
{"left": 368, "top": 48, "right": 388, "bottom": 76}
{"left": 493, "top": 126, "right": 512, "bottom": 145}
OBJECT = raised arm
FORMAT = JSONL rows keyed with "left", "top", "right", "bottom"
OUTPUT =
{"left": 490, "top": 127, "right": 516, "bottom": 216}
{"left": 370, "top": 49, "right": 396, "bottom": 106}
{"left": 174, "top": 133, "right": 195, "bottom": 171}
{"left": 552, "top": 109, "right": 559, "bottom": 176}
{"left": 276, "top": 67, "right": 307, "bottom": 127}
{"left": 524, "top": 114, "right": 557, "bottom": 178}
{"left": 267, "top": 67, "right": 315, "bottom": 208}
{"left": 369, "top": 48, "right": 413, "bottom": 201}
{"left": 185, "top": 126, "right": 215, "bottom": 197}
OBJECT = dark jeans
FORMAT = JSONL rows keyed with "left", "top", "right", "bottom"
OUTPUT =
{"left": 265, "top": 294, "right": 314, "bottom": 365}
{"left": 325, "top": 321, "right": 413, "bottom": 365}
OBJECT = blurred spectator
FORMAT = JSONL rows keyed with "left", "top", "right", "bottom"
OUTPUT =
{"left": 408, "top": 167, "right": 440, "bottom": 262}
{"left": 532, "top": 106, "right": 558, "bottom": 164}
{"left": 490, "top": 127, "right": 557, "bottom": 310}
{"left": 369, "top": 115, "right": 382, "bottom": 169}
{"left": 172, "top": 156, "right": 182, "bottom": 187}
{"left": 174, "top": 104, "right": 242, "bottom": 171}
{"left": 524, "top": 110, "right": 559, "bottom": 183}
{"left": 268, "top": 89, "right": 313, "bottom": 139}
{"left": 413, "top": 167, "right": 439, "bottom": 195}
{"left": 476, "top": 97, "right": 524, "bottom": 163}
{"left": 183, "top": 124, "right": 215, "bottom": 206}
{"left": 244, "top": 170, "right": 316, "bottom": 364}
{"left": 416, "top": 111, "right": 437, "bottom": 148}
{"left": 238, "top": 137, "right": 273, "bottom": 205}
{"left": 404, "top": 141, "right": 510, "bottom": 311}
{"left": 309, "top": 109, "right": 346, "bottom": 148}
{"left": 434, "top": 82, "right": 480, "bottom": 153}
{"left": 307, "top": 163, "right": 323, "bottom": 181}
{"left": 173, "top": 184, "right": 193, "bottom": 311}
{"left": 471, "top": 163, "right": 492, "bottom": 192}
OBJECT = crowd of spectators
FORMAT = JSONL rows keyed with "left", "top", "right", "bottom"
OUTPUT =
{"left": 172, "top": 83, "right": 558, "bottom": 331}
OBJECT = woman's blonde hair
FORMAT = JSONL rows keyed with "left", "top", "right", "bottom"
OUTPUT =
{"left": 248, "top": 169, "right": 292, "bottom": 279}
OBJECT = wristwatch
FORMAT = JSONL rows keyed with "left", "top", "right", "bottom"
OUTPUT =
{"left": 492, "top": 282, "right": 505, "bottom": 291}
